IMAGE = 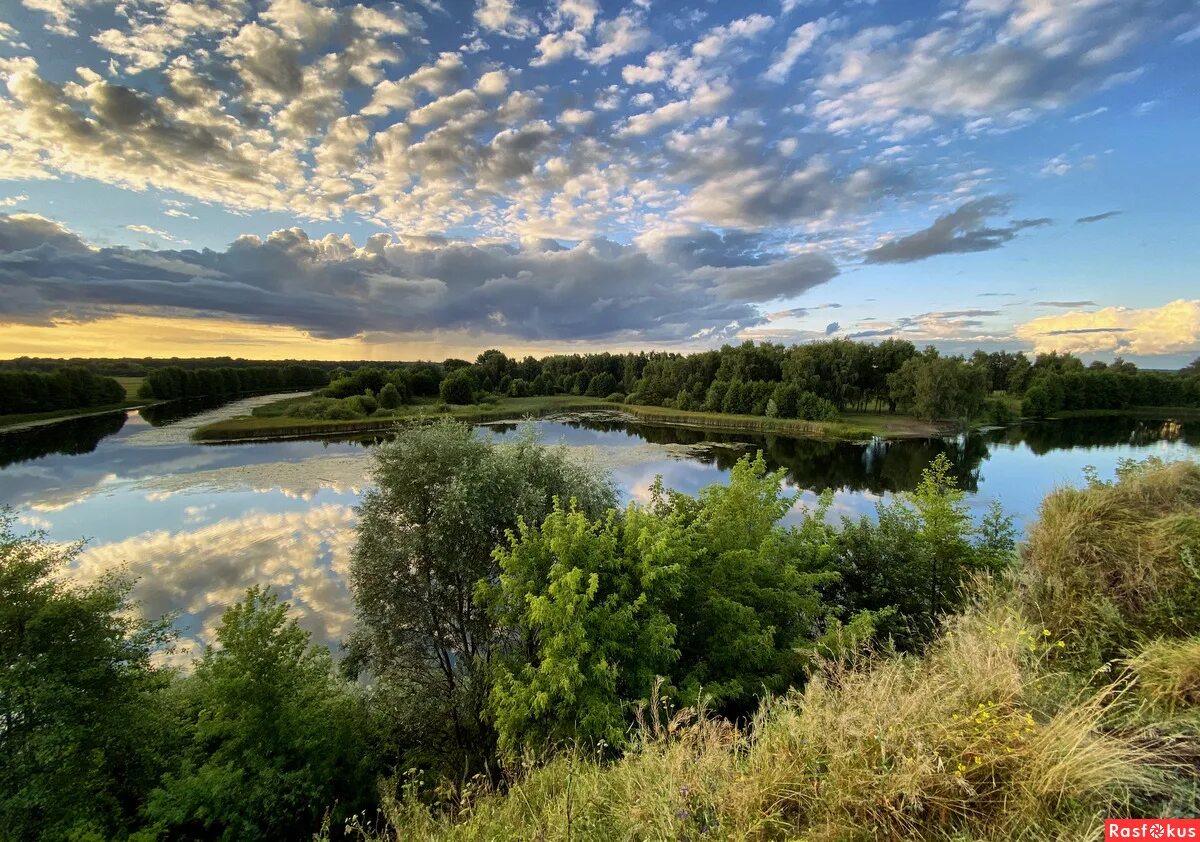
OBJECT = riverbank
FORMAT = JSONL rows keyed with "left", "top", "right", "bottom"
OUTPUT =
{"left": 192, "top": 394, "right": 958, "bottom": 442}
{"left": 0, "top": 400, "right": 150, "bottom": 431}
{"left": 1049, "top": 405, "right": 1200, "bottom": 420}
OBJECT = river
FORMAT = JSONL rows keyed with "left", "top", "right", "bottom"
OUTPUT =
{"left": 1, "top": 395, "right": 1195, "bottom": 666}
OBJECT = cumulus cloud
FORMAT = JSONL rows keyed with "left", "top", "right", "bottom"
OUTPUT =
{"left": 1015, "top": 300, "right": 1200, "bottom": 356}
{"left": 864, "top": 197, "right": 1051, "bottom": 263}
{"left": 474, "top": 0, "right": 536, "bottom": 39}
{"left": 0, "top": 212, "right": 841, "bottom": 342}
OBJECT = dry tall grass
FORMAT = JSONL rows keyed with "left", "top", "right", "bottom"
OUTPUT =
{"left": 1021, "top": 459, "right": 1200, "bottom": 655}
{"left": 366, "top": 601, "right": 1158, "bottom": 841}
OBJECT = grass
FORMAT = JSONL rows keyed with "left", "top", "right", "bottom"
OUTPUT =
{"left": 341, "top": 458, "right": 1200, "bottom": 842}
{"left": 1020, "top": 458, "right": 1200, "bottom": 658}
{"left": 0, "top": 399, "right": 147, "bottom": 430}
{"left": 192, "top": 394, "right": 955, "bottom": 443}
{"left": 1049, "top": 406, "right": 1200, "bottom": 421}
{"left": 0, "top": 378, "right": 146, "bottom": 429}
{"left": 114, "top": 376, "right": 144, "bottom": 399}
{"left": 365, "top": 601, "right": 1163, "bottom": 841}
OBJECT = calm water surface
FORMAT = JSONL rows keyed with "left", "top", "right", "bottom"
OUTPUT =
{"left": 1, "top": 396, "right": 1195, "bottom": 664}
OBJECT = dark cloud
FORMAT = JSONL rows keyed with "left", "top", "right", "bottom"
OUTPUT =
{"left": 848, "top": 327, "right": 898, "bottom": 339}
{"left": 0, "top": 214, "right": 91, "bottom": 255}
{"left": 0, "top": 213, "right": 843, "bottom": 342}
{"left": 978, "top": 292, "right": 1016, "bottom": 297}
{"left": 863, "top": 198, "right": 1051, "bottom": 264}
{"left": 1036, "top": 300, "right": 1096, "bottom": 308}
{"left": 1075, "top": 211, "right": 1122, "bottom": 224}
{"left": 824, "top": 321, "right": 839, "bottom": 335}
{"left": 694, "top": 253, "right": 840, "bottom": 301}
{"left": 1044, "top": 327, "right": 1127, "bottom": 336}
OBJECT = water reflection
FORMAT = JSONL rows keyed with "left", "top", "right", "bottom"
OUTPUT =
{"left": 0, "top": 411, "right": 128, "bottom": 468}
{"left": 0, "top": 408, "right": 1194, "bottom": 659}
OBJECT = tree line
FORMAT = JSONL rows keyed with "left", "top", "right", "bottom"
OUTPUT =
{"left": 0, "top": 367, "right": 127, "bottom": 416}
{"left": 1, "top": 421, "right": 1015, "bottom": 839}
{"left": 293, "top": 344, "right": 1200, "bottom": 425}
{"left": 137, "top": 365, "right": 330, "bottom": 400}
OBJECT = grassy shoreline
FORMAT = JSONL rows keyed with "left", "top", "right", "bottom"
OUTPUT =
{"left": 0, "top": 400, "right": 151, "bottom": 431}
{"left": 192, "top": 394, "right": 958, "bottom": 443}
{"left": 1048, "top": 405, "right": 1200, "bottom": 420}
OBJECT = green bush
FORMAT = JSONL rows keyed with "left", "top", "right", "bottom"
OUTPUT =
{"left": 439, "top": 369, "right": 475, "bottom": 405}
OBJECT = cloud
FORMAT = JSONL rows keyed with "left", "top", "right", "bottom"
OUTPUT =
{"left": 765, "top": 18, "right": 828, "bottom": 82}
{"left": 0, "top": 212, "right": 89, "bottom": 253}
{"left": 812, "top": 0, "right": 1192, "bottom": 137}
{"left": 73, "top": 505, "right": 359, "bottom": 654}
{"left": 474, "top": 0, "right": 536, "bottom": 38}
{"left": 1015, "top": 300, "right": 1200, "bottom": 356}
{"left": 863, "top": 197, "right": 1051, "bottom": 263}
{"left": 1076, "top": 210, "right": 1122, "bottom": 224}
{"left": 824, "top": 320, "right": 839, "bottom": 334}
{"left": 0, "top": 212, "right": 841, "bottom": 342}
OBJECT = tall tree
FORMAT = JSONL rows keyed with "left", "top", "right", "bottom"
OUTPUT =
{"left": 348, "top": 421, "right": 615, "bottom": 782}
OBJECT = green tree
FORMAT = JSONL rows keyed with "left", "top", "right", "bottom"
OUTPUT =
{"left": 439, "top": 368, "right": 475, "bottom": 404}
{"left": 828, "top": 454, "right": 1014, "bottom": 646}
{"left": 378, "top": 382, "right": 402, "bottom": 409}
{"left": 487, "top": 506, "right": 679, "bottom": 757}
{"left": 142, "top": 587, "right": 375, "bottom": 841}
{"left": 0, "top": 513, "right": 174, "bottom": 841}
{"left": 349, "top": 421, "right": 615, "bottom": 782}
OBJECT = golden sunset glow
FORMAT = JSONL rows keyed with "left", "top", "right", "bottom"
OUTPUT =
{"left": 0, "top": 314, "right": 657, "bottom": 361}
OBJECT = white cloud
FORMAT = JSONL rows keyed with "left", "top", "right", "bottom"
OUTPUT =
{"left": 474, "top": 0, "right": 536, "bottom": 39}
{"left": 1016, "top": 300, "right": 1200, "bottom": 356}
{"left": 764, "top": 17, "right": 828, "bottom": 82}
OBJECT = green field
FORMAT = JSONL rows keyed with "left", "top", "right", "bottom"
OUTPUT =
{"left": 191, "top": 394, "right": 954, "bottom": 442}
{"left": 114, "top": 376, "right": 144, "bottom": 399}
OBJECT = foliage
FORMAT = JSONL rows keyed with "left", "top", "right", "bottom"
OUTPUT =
{"left": 0, "top": 512, "right": 175, "bottom": 841}
{"left": 828, "top": 452, "right": 1015, "bottom": 647}
{"left": 0, "top": 367, "right": 127, "bottom": 415}
{"left": 141, "top": 587, "right": 375, "bottom": 841}
{"left": 487, "top": 506, "right": 679, "bottom": 757}
{"left": 349, "top": 421, "right": 616, "bottom": 783}
{"left": 377, "top": 601, "right": 1158, "bottom": 842}
{"left": 485, "top": 454, "right": 838, "bottom": 757}
{"left": 138, "top": 364, "right": 328, "bottom": 400}
{"left": 379, "top": 382, "right": 402, "bottom": 409}
{"left": 438, "top": 368, "right": 476, "bottom": 404}
{"left": 888, "top": 349, "right": 990, "bottom": 422}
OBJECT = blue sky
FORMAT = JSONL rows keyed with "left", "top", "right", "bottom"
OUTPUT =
{"left": 0, "top": 0, "right": 1197, "bottom": 363}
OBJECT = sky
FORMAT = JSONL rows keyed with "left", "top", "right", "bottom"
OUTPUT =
{"left": 0, "top": 0, "right": 1198, "bottom": 365}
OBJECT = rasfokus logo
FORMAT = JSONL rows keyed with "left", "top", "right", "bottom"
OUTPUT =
{"left": 1106, "top": 820, "right": 1200, "bottom": 839}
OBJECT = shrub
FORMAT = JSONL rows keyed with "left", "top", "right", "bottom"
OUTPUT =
{"left": 1021, "top": 458, "right": 1200, "bottom": 659}
{"left": 985, "top": 396, "right": 1017, "bottom": 425}
{"left": 379, "top": 382, "right": 402, "bottom": 409}
{"left": 605, "top": 392, "right": 625, "bottom": 402}
{"left": 439, "top": 369, "right": 475, "bottom": 404}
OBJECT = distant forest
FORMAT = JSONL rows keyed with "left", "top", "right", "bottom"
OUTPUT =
{"left": 245, "top": 342, "right": 1200, "bottom": 424}
{"left": 4, "top": 343, "right": 1200, "bottom": 422}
